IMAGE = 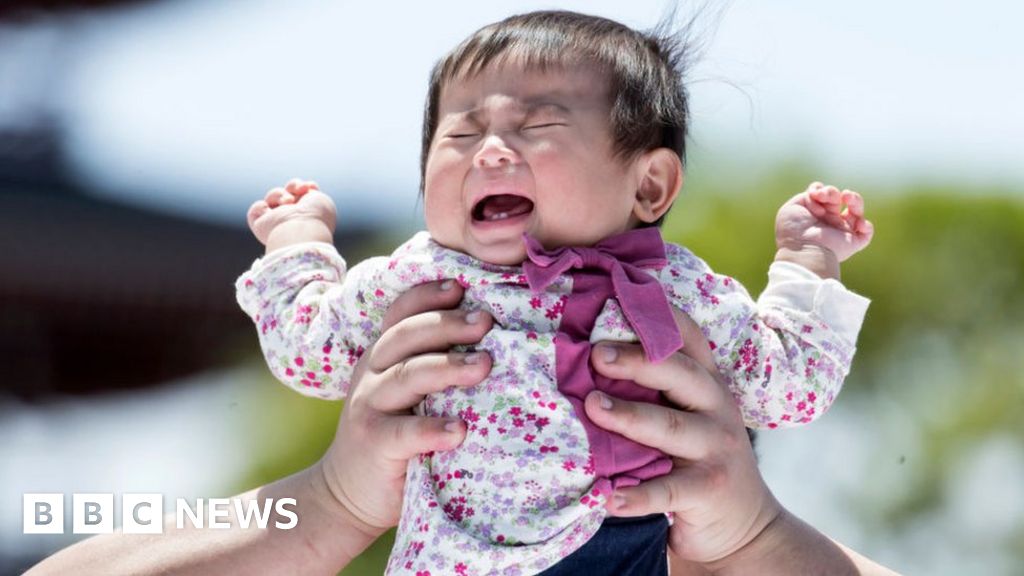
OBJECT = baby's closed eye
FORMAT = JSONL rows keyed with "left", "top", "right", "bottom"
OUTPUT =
{"left": 522, "top": 122, "right": 566, "bottom": 131}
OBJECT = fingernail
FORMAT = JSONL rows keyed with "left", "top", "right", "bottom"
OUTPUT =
{"left": 599, "top": 344, "right": 618, "bottom": 363}
{"left": 440, "top": 280, "right": 454, "bottom": 291}
{"left": 463, "top": 352, "right": 483, "bottom": 365}
{"left": 613, "top": 492, "right": 626, "bottom": 508}
{"left": 596, "top": 391, "right": 614, "bottom": 410}
{"left": 465, "top": 310, "right": 481, "bottom": 324}
{"left": 444, "top": 420, "right": 462, "bottom": 433}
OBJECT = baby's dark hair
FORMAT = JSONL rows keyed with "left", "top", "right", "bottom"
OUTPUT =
{"left": 419, "top": 10, "right": 695, "bottom": 210}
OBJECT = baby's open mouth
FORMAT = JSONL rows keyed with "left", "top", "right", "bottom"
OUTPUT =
{"left": 472, "top": 194, "right": 535, "bottom": 222}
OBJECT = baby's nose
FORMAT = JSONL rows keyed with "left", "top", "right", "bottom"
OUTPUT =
{"left": 474, "top": 135, "right": 518, "bottom": 169}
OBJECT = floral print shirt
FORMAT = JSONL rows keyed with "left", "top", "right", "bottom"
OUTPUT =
{"left": 235, "top": 230, "right": 869, "bottom": 575}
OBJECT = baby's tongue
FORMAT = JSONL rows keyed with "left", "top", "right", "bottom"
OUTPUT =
{"left": 481, "top": 195, "right": 534, "bottom": 219}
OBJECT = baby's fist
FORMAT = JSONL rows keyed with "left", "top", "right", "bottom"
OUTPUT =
{"left": 247, "top": 179, "right": 337, "bottom": 248}
{"left": 775, "top": 182, "right": 874, "bottom": 262}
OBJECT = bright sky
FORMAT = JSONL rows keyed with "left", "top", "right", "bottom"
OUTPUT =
{"left": 29, "top": 0, "right": 1024, "bottom": 224}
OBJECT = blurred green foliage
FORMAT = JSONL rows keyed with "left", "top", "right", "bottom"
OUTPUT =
{"left": 667, "top": 167, "right": 1024, "bottom": 561}
{"left": 236, "top": 167, "right": 1024, "bottom": 573}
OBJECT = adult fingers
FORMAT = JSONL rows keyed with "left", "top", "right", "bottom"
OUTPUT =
{"left": 370, "top": 307, "right": 493, "bottom": 372}
{"left": 381, "top": 280, "right": 464, "bottom": 332}
{"left": 583, "top": 391, "right": 717, "bottom": 460}
{"left": 371, "top": 413, "right": 468, "bottom": 461}
{"left": 607, "top": 466, "right": 718, "bottom": 518}
{"left": 368, "top": 351, "right": 492, "bottom": 413}
{"left": 670, "top": 308, "right": 717, "bottom": 375}
{"left": 590, "top": 342, "right": 726, "bottom": 413}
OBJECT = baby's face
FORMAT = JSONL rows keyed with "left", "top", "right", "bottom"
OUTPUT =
{"left": 423, "top": 62, "right": 642, "bottom": 265}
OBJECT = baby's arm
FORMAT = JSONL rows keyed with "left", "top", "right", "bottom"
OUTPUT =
{"left": 664, "top": 182, "right": 873, "bottom": 427}
{"left": 247, "top": 178, "right": 336, "bottom": 254}
{"left": 668, "top": 258, "right": 868, "bottom": 429}
{"left": 774, "top": 182, "right": 874, "bottom": 279}
{"left": 237, "top": 180, "right": 387, "bottom": 399}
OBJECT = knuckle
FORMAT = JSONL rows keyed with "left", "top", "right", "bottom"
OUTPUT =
{"left": 386, "top": 418, "right": 410, "bottom": 452}
{"left": 665, "top": 477, "right": 685, "bottom": 509}
{"left": 348, "top": 382, "right": 378, "bottom": 414}
{"left": 664, "top": 410, "right": 687, "bottom": 441}
{"left": 390, "top": 359, "right": 411, "bottom": 388}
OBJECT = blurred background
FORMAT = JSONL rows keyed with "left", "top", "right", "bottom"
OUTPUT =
{"left": 1, "top": 0, "right": 1022, "bottom": 574}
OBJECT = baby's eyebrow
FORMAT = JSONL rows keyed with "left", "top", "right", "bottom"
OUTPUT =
{"left": 453, "top": 98, "right": 572, "bottom": 124}
{"left": 521, "top": 99, "right": 571, "bottom": 115}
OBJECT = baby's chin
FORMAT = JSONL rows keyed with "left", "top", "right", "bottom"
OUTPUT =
{"left": 464, "top": 243, "right": 528, "bottom": 267}
{"left": 431, "top": 234, "right": 529, "bottom": 267}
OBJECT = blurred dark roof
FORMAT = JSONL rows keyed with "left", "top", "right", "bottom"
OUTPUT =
{"left": 0, "top": 125, "right": 373, "bottom": 400}
{"left": 0, "top": 0, "right": 152, "bottom": 20}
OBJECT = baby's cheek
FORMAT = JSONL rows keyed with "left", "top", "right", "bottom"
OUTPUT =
{"left": 423, "top": 195, "right": 461, "bottom": 235}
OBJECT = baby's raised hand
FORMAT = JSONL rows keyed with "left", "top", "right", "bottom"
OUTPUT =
{"left": 247, "top": 178, "right": 337, "bottom": 250}
{"left": 775, "top": 182, "right": 874, "bottom": 263}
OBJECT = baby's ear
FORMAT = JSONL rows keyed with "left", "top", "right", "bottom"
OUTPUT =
{"left": 632, "top": 148, "right": 683, "bottom": 224}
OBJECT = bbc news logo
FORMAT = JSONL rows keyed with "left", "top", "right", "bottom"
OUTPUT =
{"left": 23, "top": 493, "right": 298, "bottom": 534}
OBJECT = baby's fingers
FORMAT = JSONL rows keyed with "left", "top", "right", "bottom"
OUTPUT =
{"left": 841, "top": 190, "right": 865, "bottom": 218}
{"left": 265, "top": 187, "right": 295, "bottom": 207}
{"left": 808, "top": 184, "right": 843, "bottom": 214}
{"left": 285, "top": 178, "right": 320, "bottom": 199}
{"left": 246, "top": 200, "right": 269, "bottom": 229}
{"left": 857, "top": 218, "right": 874, "bottom": 237}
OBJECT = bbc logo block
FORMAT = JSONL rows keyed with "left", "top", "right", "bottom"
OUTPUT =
{"left": 23, "top": 494, "right": 64, "bottom": 534}
{"left": 24, "top": 493, "right": 163, "bottom": 535}
{"left": 74, "top": 493, "right": 115, "bottom": 534}
{"left": 122, "top": 494, "right": 163, "bottom": 534}
{"left": 23, "top": 493, "right": 298, "bottom": 534}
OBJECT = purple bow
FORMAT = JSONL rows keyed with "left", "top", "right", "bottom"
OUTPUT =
{"left": 522, "top": 228, "right": 683, "bottom": 362}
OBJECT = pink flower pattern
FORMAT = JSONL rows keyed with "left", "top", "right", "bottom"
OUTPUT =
{"left": 235, "top": 232, "right": 862, "bottom": 574}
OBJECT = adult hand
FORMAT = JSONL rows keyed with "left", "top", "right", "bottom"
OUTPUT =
{"left": 584, "top": 313, "right": 779, "bottom": 565}
{"left": 25, "top": 281, "right": 494, "bottom": 576}
{"left": 319, "top": 279, "right": 494, "bottom": 539}
{"left": 584, "top": 313, "right": 899, "bottom": 575}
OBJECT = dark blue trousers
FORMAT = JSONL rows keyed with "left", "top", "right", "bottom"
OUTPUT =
{"left": 537, "top": 514, "right": 668, "bottom": 575}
